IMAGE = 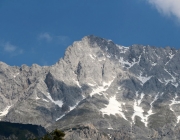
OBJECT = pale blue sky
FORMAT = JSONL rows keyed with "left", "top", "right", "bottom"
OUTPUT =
{"left": 0, "top": 0, "right": 180, "bottom": 66}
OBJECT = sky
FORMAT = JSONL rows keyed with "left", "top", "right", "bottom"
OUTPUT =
{"left": 0, "top": 0, "right": 180, "bottom": 66}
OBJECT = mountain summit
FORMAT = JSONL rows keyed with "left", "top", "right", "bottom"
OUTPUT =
{"left": 0, "top": 35, "right": 180, "bottom": 139}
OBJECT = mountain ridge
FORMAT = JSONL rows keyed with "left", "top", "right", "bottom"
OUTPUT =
{"left": 0, "top": 35, "right": 180, "bottom": 139}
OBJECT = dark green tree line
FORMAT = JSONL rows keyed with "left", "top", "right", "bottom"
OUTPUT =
{"left": 30, "top": 129, "right": 65, "bottom": 140}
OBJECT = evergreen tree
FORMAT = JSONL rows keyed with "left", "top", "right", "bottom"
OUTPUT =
{"left": 29, "top": 129, "right": 65, "bottom": 140}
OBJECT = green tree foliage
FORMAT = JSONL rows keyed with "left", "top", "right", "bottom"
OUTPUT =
{"left": 30, "top": 129, "right": 65, "bottom": 140}
{"left": 42, "top": 129, "right": 65, "bottom": 140}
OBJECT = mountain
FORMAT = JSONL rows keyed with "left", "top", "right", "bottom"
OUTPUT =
{"left": 0, "top": 35, "right": 180, "bottom": 139}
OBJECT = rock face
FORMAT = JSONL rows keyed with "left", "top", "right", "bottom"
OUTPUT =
{"left": 0, "top": 35, "right": 180, "bottom": 139}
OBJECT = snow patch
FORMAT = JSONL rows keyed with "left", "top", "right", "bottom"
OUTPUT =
{"left": 172, "top": 83, "right": 179, "bottom": 88}
{"left": 169, "top": 93, "right": 180, "bottom": 123}
{"left": 151, "top": 62, "right": 157, "bottom": 66}
{"left": 117, "top": 45, "right": 129, "bottom": 53}
{"left": 163, "top": 69, "right": 177, "bottom": 86}
{"left": 46, "top": 92, "right": 63, "bottom": 107}
{"left": 158, "top": 78, "right": 178, "bottom": 87}
{"left": 137, "top": 72, "right": 152, "bottom": 85}
{"left": 42, "top": 99, "right": 49, "bottom": 102}
{"left": 90, "top": 78, "right": 114, "bottom": 97}
{"left": 35, "top": 94, "right": 40, "bottom": 100}
{"left": 56, "top": 114, "right": 65, "bottom": 121}
{"left": 146, "top": 94, "right": 159, "bottom": 121}
{"left": 98, "top": 58, "right": 106, "bottom": 61}
{"left": 0, "top": 105, "right": 12, "bottom": 117}
{"left": 119, "top": 57, "right": 137, "bottom": 68}
{"left": 158, "top": 78, "right": 164, "bottom": 83}
{"left": 135, "top": 91, "right": 138, "bottom": 97}
{"left": 169, "top": 53, "right": 175, "bottom": 59}
{"left": 119, "top": 54, "right": 142, "bottom": 68}
{"left": 69, "top": 98, "right": 84, "bottom": 111}
{"left": 132, "top": 93, "right": 158, "bottom": 127}
{"left": 118, "top": 86, "right": 121, "bottom": 90}
{"left": 73, "top": 79, "right": 81, "bottom": 88}
{"left": 132, "top": 93, "right": 145, "bottom": 125}
{"left": 88, "top": 83, "right": 96, "bottom": 86}
{"left": 137, "top": 93, "right": 144, "bottom": 106}
{"left": 13, "top": 72, "right": 19, "bottom": 78}
{"left": 89, "top": 54, "right": 95, "bottom": 60}
{"left": 36, "top": 97, "right": 40, "bottom": 100}
{"left": 177, "top": 116, "right": 180, "bottom": 124}
{"left": 100, "top": 95, "right": 127, "bottom": 120}
{"left": 107, "top": 134, "right": 112, "bottom": 139}
{"left": 164, "top": 69, "right": 176, "bottom": 82}
{"left": 108, "top": 128, "right": 113, "bottom": 130}
{"left": 56, "top": 96, "right": 85, "bottom": 121}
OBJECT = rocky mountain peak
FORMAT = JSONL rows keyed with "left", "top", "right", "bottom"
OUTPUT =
{"left": 0, "top": 36, "right": 180, "bottom": 139}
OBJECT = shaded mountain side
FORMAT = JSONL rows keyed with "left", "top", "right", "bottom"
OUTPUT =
{"left": 0, "top": 121, "right": 46, "bottom": 140}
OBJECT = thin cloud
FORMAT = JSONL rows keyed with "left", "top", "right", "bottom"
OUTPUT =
{"left": 38, "top": 33, "right": 52, "bottom": 42}
{"left": 56, "top": 35, "right": 70, "bottom": 45}
{"left": 0, "top": 41, "right": 23, "bottom": 56}
{"left": 3, "top": 42, "right": 16, "bottom": 52}
{"left": 148, "top": 0, "right": 180, "bottom": 21}
{"left": 18, "top": 49, "right": 24, "bottom": 54}
{"left": 38, "top": 32, "right": 70, "bottom": 45}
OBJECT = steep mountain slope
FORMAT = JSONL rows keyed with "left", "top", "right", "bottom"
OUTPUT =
{"left": 0, "top": 35, "right": 180, "bottom": 139}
